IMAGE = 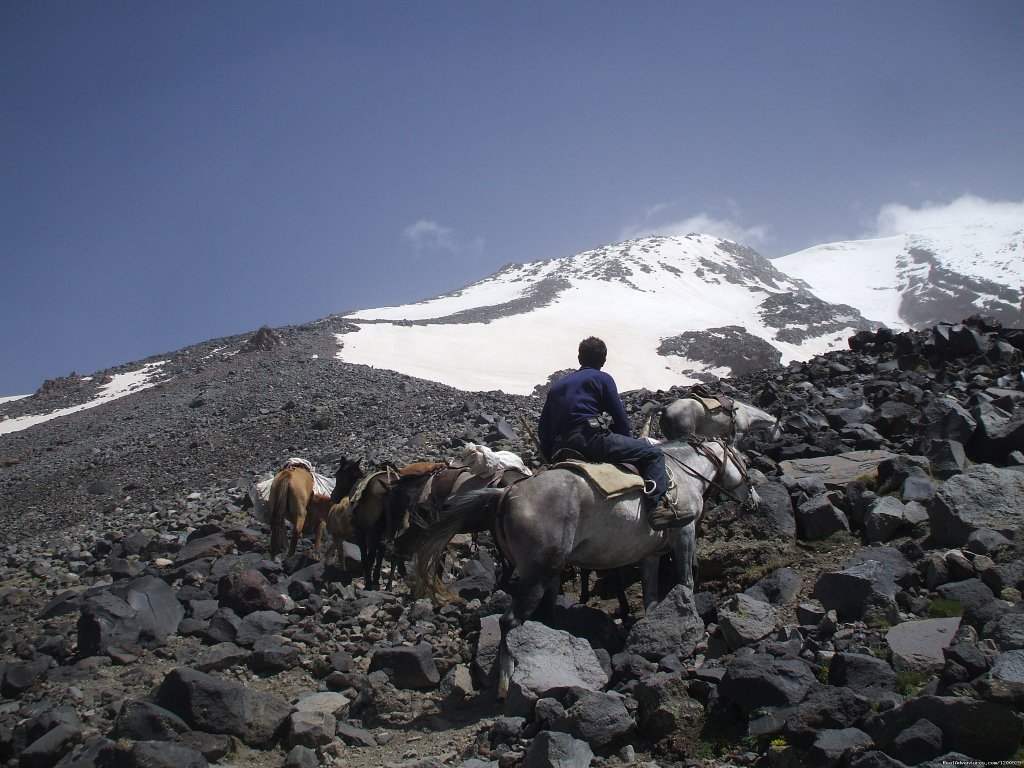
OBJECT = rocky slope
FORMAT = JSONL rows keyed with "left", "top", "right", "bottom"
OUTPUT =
{"left": 1, "top": 316, "right": 1024, "bottom": 767}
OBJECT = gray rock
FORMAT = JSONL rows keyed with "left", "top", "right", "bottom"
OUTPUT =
{"left": 927, "top": 465, "right": 1024, "bottom": 547}
{"left": 77, "top": 592, "right": 142, "bottom": 658}
{"left": 108, "top": 575, "right": 185, "bottom": 643}
{"left": 991, "top": 611, "right": 1024, "bottom": 650}
{"left": 885, "top": 618, "right": 961, "bottom": 673}
{"left": 505, "top": 621, "right": 609, "bottom": 718}
{"left": 863, "top": 496, "right": 908, "bottom": 543}
{"left": 239, "top": 687, "right": 293, "bottom": 748}
{"left": 969, "top": 400, "right": 1024, "bottom": 463}
{"left": 249, "top": 640, "right": 301, "bottom": 674}
{"left": 630, "top": 672, "right": 703, "bottom": 741}
{"left": 812, "top": 560, "right": 898, "bottom": 622}
{"left": 919, "top": 397, "right": 977, "bottom": 446}
{"left": 779, "top": 450, "right": 899, "bottom": 488}
{"left": 123, "top": 740, "right": 209, "bottom": 768}
{"left": 890, "top": 718, "right": 943, "bottom": 765}
{"left": 849, "top": 750, "right": 909, "bottom": 768}
{"left": 521, "top": 730, "right": 594, "bottom": 768}
{"left": 991, "top": 649, "right": 1024, "bottom": 684}
{"left": 473, "top": 614, "right": 501, "bottom": 690}
{"left": 368, "top": 642, "right": 440, "bottom": 690}
{"left": 780, "top": 686, "right": 875, "bottom": 749}
{"left": 293, "top": 691, "right": 350, "bottom": 718}
{"left": 235, "top": 610, "right": 288, "bottom": 647}
{"left": 862, "top": 695, "right": 1023, "bottom": 762}
{"left": 154, "top": 666, "right": 289, "bottom": 748}
{"left": 796, "top": 493, "right": 850, "bottom": 540}
{"left": 934, "top": 578, "right": 994, "bottom": 629}
{"left": 846, "top": 546, "right": 920, "bottom": 589}
{"left": 111, "top": 700, "right": 191, "bottom": 741}
{"left": 282, "top": 745, "right": 319, "bottom": 768}
{"left": 753, "top": 482, "right": 797, "bottom": 541}
{"left": 194, "top": 642, "right": 249, "bottom": 672}
{"left": 202, "top": 607, "right": 242, "bottom": 645}
{"left": 216, "top": 565, "right": 286, "bottom": 616}
{"left": 550, "top": 690, "right": 633, "bottom": 749}
{"left": 335, "top": 720, "right": 377, "bottom": 747}
{"left": 2, "top": 656, "right": 51, "bottom": 698}
{"left": 927, "top": 439, "right": 967, "bottom": 479}
{"left": 155, "top": 667, "right": 244, "bottom": 738}
{"left": 744, "top": 567, "right": 802, "bottom": 605}
{"left": 828, "top": 652, "right": 896, "bottom": 692}
{"left": 718, "top": 654, "right": 816, "bottom": 715}
{"left": 718, "top": 593, "right": 777, "bottom": 650}
{"left": 20, "top": 724, "right": 82, "bottom": 768}
{"left": 624, "top": 583, "right": 704, "bottom": 661}
{"left": 806, "top": 727, "right": 874, "bottom": 767}
{"left": 979, "top": 558, "right": 1024, "bottom": 596}
{"left": 288, "top": 710, "right": 336, "bottom": 749}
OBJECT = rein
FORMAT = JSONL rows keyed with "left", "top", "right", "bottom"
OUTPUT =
{"left": 665, "top": 439, "right": 748, "bottom": 505}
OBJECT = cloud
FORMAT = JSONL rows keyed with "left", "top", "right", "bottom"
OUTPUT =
{"left": 621, "top": 203, "right": 771, "bottom": 248}
{"left": 404, "top": 219, "right": 458, "bottom": 252}
{"left": 866, "top": 195, "right": 1024, "bottom": 238}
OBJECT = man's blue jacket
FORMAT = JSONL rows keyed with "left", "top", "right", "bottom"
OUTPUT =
{"left": 538, "top": 367, "right": 632, "bottom": 459}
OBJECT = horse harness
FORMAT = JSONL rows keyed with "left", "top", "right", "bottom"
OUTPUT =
{"left": 663, "top": 439, "right": 748, "bottom": 506}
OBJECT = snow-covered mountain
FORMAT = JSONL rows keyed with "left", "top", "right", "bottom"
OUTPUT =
{"left": 775, "top": 213, "right": 1024, "bottom": 331}
{"left": 336, "top": 235, "right": 872, "bottom": 395}
{"left": 4, "top": 219, "right": 1022, "bottom": 436}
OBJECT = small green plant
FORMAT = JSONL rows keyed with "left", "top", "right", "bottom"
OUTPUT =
{"left": 816, "top": 661, "right": 831, "bottom": 684}
{"left": 770, "top": 736, "right": 788, "bottom": 748}
{"left": 854, "top": 473, "right": 879, "bottom": 491}
{"left": 928, "top": 598, "right": 964, "bottom": 618}
{"left": 894, "top": 670, "right": 930, "bottom": 696}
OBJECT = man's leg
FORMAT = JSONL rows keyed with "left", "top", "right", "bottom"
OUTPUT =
{"left": 587, "top": 433, "right": 669, "bottom": 503}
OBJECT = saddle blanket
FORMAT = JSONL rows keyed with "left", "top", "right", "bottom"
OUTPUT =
{"left": 554, "top": 460, "right": 645, "bottom": 498}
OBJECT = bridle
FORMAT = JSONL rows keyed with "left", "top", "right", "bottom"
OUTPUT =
{"left": 664, "top": 438, "right": 750, "bottom": 506}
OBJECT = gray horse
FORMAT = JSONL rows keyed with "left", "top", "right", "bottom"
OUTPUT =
{"left": 659, "top": 396, "right": 782, "bottom": 443}
{"left": 414, "top": 439, "right": 757, "bottom": 699}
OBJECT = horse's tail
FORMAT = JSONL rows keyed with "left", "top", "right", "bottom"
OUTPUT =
{"left": 413, "top": 487, "right": 504, "bottom": 602}
{"left": 268, "top": 476, "right": 289, "bottom": 557}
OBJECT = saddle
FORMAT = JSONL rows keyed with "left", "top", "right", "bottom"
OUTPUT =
{"left": 552, "top": 459, "right": 645, "bottom": 498}
{"left": 687, "top": 391, "right": 735, "bottom": 415}
{"left": 347, "top": 468, "right": 397, "bottom": 509}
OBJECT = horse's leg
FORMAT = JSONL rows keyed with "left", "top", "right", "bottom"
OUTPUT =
{"left": 640, "top": 555, "right": 660, "bottom": 611}
{"left": 313, "top": 520, "right": 325, "bottom": 557}
{"left": 672, "top": 521, "right": 698, "bottom": 591}
{"left": 493, "top": 565, "right": 552, "bottom": 704}
{"left": 579, "top": 568, "right": 591, "bottom": 604}
{"left": 614, "top": 567, "right": 630, "bottom": 619}
{"left": 359, "top": 532, "right": 374, "bottom": 589}
{"left": 288, "top": 486, "right": 305, "bottom": 559}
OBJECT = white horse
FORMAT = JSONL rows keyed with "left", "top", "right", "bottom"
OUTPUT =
{"left": 659, "top": 395, "right": 782, "bottom": 443}
{"left": 414, "top": 439, "right": 757, "bottom": 698}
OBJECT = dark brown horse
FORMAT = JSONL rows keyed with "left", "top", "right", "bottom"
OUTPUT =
{"left": 327, "top": 466, "right": 399, "bottom": 588}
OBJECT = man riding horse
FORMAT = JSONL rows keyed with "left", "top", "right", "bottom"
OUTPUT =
{"left": 538, "top": 336, "right": 682, "bottom": 530}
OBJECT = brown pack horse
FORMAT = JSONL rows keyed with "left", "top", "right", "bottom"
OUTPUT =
{"left": 269, "top": 456, "right": 363, "bottom": 560}
{"left": 268, "top": 465, "right": 329, "bottom": 559}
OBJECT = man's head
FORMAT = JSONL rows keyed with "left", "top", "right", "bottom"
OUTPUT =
{"left": 578, "top": 337, "right": 607, "bottom": 369}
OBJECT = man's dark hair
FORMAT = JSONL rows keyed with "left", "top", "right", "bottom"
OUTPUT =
{"left": 578, "top": 337, "right": 607, "bottom": 369}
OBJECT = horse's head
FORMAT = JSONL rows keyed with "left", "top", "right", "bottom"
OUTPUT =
{"left": 718, "top": 443, "right": 759, "bottom": 511}
{"left": 332, "top": 456, "right": 364, "bottom": 503}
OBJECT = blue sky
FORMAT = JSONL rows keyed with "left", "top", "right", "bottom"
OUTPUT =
{"left": 2, "top": 1, "right": 1023, "bottom": 396}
